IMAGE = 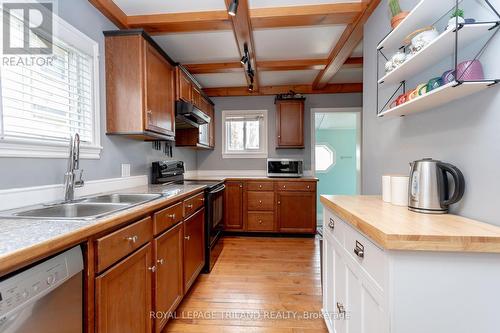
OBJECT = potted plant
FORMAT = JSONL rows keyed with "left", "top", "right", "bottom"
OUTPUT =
{"left": 446, "top": 8, "right": 465, "bottom": 30}
{"left": 389, "top": 0, "right": 409, "bottom": 29}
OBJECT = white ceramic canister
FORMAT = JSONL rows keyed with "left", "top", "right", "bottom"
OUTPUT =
{"left": 382, "top": 175, "right": 392, "bottom": 203}
{"left": 390, "top": 175, "right": 409, "bottom": 206}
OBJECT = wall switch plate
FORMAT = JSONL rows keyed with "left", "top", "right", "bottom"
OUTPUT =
{"left": 121, "top": 164, "right": 131, "bottom": 177}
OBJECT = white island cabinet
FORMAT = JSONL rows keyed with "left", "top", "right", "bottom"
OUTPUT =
{"left": 321, "top": 195, "right": 500, "bottom": 333}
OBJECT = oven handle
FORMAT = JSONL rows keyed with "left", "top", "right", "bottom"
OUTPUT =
{"left": 208, "top": 184, "right": 226, "bottom": 195}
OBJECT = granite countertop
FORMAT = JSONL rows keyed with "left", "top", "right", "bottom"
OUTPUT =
{"left": 321, "top": 195, "right": 500, "bottom": 253}
{"left": 0, "top": 183, "right": 206, "bottom": 275}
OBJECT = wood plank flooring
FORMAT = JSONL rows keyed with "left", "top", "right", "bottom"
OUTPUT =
{"left": 164, "top": 236, "right": 328, "bottom": 333}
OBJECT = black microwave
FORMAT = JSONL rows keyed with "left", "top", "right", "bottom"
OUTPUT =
{"left": 267, "top": 159, "right": 303, "bottom": 178}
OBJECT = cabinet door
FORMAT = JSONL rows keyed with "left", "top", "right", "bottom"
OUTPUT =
{"left": 224, "top": 181, "right": 244, "bottom": 231}
{"left": 96, "top": 244, "right": 152, "bottom": 333}
{"left": 277, "top": 191, "right": 316, "bottom": 233}
{"left": 334, "top": 248, "right": 347, "bottom": 333}
{"left": 153, "top": 223, "right": 183, "bottom": 333}
{"left": 323, "top": 233, "right": 336, "bottom": 331}
{"left": 192, "top": 86, "right": 202, "bottom": 109}
{"left": 183, "top": 208, "right": 205, "bottom": 292}
{"left": 276, "top": 100, "right": 304, "bottom": 148}
{"left": 178, "top": 70, "right": 192, "bottom": 103}
{"left": 145, "top": 43, "right": 175, "bottom": 135}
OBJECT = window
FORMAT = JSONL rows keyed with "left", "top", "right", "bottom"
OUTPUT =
{"left": 0, "top": 8, "right": 101, "bottom": 158}
{"left": 315, "top": 143, "right": 336, "bottom": 172}
{"left": 222, "top": 110, "right": 268, "bottom": 158}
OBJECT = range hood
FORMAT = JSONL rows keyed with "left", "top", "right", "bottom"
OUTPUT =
{"left": 176, "top": 101, "right": 210, "bottom": 129}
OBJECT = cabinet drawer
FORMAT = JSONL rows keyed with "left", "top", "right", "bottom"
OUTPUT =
{"left": 247, "top": 212, "right": 274, "bottom": 232}
{"left": 323, "top": 209, "right": 344, "bottom": 245}
{"left": 96, "top": 217, "right": 153, "bottom": 273}
{"left": 183, "top": 192, "right": 205, "bottom": 218}
{"left": 342, "top": 219, "right": 386, "bottom": 289}
{"left": 153, "top": 202, "right": 183, "bottom": 235}
{"left": 247, "top": 191, "right": 274, "bottom": 211}
{"left": 277, "top": 181, "right": 316, "bottom": 192}
{"left": 246, "top": 181, "right": 274, "bottom": 191}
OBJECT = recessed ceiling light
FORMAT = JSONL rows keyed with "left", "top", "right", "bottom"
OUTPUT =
{"left": 228, "top": 0, "right": 238, "bottom": 16}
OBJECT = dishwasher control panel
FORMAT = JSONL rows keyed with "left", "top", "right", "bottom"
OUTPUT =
{"left": 0, "top": 246, "right": 83, "bottom": 318}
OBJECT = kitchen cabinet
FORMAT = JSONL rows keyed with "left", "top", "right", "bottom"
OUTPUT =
{"left": 153, "top": 222, "right": 183, "bottom": 333}
{"left": 104, "top": 31, "right": 176, "bottom": 141}
{"left": 176, "top": 68, "right": 193, "bottom": 103}
{"left": 224, "top": 181, "right": 245, "bottom": 231}
{"left": 275, "top": 99, "right": 305, "bottom": 148}
{"left": 96, "top": 244, "right": 153, "bottom": 333}
{"left": 183, "top": 208, "right": 205, "bottom": 291}
{"left": 277, "top": 191, "right": 316, "bottom": 234}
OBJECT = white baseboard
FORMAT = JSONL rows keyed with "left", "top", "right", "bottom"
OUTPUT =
{"left": 0, "top": 175, "right": 148, "bottom": 211}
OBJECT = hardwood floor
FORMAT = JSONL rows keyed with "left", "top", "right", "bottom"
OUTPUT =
{"left": 164, "top": 236, "right": 328, "bottom": 333}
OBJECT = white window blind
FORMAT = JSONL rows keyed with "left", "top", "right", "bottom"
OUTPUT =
{"left": 222, "top": 110, "right": 268, "bottom": 158}
{"left": 0, "top": 8, "right": 101, "bottom": 158}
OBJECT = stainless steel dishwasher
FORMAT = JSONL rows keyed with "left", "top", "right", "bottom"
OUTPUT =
{"left": 0, "top": 246, "right": 83, "bottom": 333}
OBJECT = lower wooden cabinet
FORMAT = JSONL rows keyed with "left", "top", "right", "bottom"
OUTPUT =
{"left": 277, "top": 191, "right": 316, "bottom": 234}
{"left": 183, "top": 208, "right": 205, "bottom": 291}
{"left": 224, "top": 181, "right": 244, "bottom": 231}
{"left": 96, "top": 243, "right": 153, "bottom": 333}
{"left": 153, "top": 222, "right": 183, "bottom": 333}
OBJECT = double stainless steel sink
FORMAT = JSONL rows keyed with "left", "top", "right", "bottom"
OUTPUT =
{"left": 7, "top": 193, "right": 164, "bottom": 220}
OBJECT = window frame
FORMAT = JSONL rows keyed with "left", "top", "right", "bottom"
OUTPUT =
{"left": 0, "top": 9, "right": 102, "bottom": 159}
{"left": 315, "top": 142, "right": 336, "bottom": 173}
{"left": 221, "top": 110, "right": 268, "bottom": 159}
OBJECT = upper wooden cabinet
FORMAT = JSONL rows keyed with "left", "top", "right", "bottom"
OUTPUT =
{"left": 104, "top": 31, "right": 176, "bottom": 141}
{"left": 176, "top": 68, "right": 193, "bottom": 103}
{"left": 275, "top": 99, "right": 305, "bottom": 149}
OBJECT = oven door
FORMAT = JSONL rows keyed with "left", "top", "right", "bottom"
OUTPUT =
{"left": 207, "top": 184, "right": 225, "bottom": 247}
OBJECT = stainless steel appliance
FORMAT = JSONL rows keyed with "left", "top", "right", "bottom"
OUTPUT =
{"left": 408, "top": 158, "right": 465, "bottom": 214}
{"left": 151, "top": 161, "right": 224, "bottom": 272}
{"left": 267, "top": 158, "right": 303, "bottom": 178}
{"left": 175, "top": 101, "right": 210, "bottom": 129}
{"left": 0, "top": 246, "right": 83, "bottom": 333}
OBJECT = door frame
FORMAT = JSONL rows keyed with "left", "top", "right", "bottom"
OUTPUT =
{"left": 310, "top": 107, "right": 363, "bottom": 195}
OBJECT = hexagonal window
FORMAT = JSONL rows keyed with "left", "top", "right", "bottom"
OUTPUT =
{"left": 315, "top": 144, "right": 336, "bottom": 172}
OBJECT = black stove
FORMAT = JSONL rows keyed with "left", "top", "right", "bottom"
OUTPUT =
{"left": 152, "top": 161, "right": 225, "bottom": 273}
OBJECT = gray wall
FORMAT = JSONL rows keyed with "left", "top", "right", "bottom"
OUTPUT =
{"left": 197, "top": 93, "right": 363, "bottom": 171}
{"left": 0, "top": 0, "right": 197, "bottom": 189}
{"left": 362, "top": 0, "right": 500, "bottom": 224}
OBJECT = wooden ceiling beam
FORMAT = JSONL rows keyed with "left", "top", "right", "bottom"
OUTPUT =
{"left": 88, "top": 0, "right": 128, "bottom": 28}
{"left": 127, "top": 11, "right": 232, "bottom": 34}
{"left": 250, "top": 3, "right": 365, "bottom": 29}
{"left": 225, "top": 0, "right": 259, "bottom": 90}
{"left": 312, "top": 0, "right": 380, "bottom": 89}
{"left": 184, "top": 58, "right": 362, "bottom": 74}
{"left": 204, "top": 83, "right": 362, "bottom": 97}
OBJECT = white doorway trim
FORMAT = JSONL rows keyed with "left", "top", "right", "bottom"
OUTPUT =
{"left": 310, "top": 107, "right": 363, "bottom": 195}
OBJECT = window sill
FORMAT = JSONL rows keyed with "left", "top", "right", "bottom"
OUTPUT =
{"left": 222, "top": 152, "right": 268, "bottom": 159}
{"left": 0, "top": 138, "right": 102, "bottom": 159}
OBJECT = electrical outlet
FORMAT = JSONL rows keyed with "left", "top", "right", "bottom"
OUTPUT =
{"left": 121, "top": 164, "right": 131, "bottom": 177}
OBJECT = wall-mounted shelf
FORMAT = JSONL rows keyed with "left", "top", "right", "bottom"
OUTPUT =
{"left": 378, "top": 81, "right": 497, "bottom": 118}
{"left": 379, "top": 22, "right": 498, "bottom": 85}
{"left": 378, "top": 0, "right": 462, "bottom": 50}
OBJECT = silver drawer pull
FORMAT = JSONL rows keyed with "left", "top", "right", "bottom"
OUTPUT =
{"left": 259, "top": 200, "right": 262, "bottom": 204}
{"left": 157, "top": 258, "right": 165, "bottom": 265}
{"left": 148, "top": 265, "right": 156, "bottom": 273}
{"left": 186, "top": 204, "right": 193, "bottom": 208}
{"left": 259, "top": 185, "right": 262, "bottom": 189}
{"left": 126, "top": 235, "right": 138, "bottom": 243}
{"left": 328, "top": 218, "right": 334, "bottom": 230}
{"left": 185, "top": 235, "right": 191, "bottom": 241}
{"left": 336, "top": 302, "right": 346, "bottom": 315}
{"left": 258, "top": 220, "right": 263, "bottom": 224}
{"left": 168, "top": 213, "right": 176, "bottom": 219}
{"left": 354, "top": 240, "right": 365, "bottom": 259}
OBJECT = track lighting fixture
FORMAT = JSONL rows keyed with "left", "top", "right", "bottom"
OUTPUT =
{"left": 248, "top": 84, "right": 254, "bottom": 91}
{"left": 240, "top": 54, "right": 248, "bottom": 65}
{"left": 228, "top": 0, "right": 238, "bottom": 16}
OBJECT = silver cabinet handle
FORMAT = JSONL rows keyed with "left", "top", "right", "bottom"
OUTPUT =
{"left": 186, "top": 204, "right": 193, "bottom": 208}
{"left": 185, "top": 235, "right": 191, "bottom": 241}
{"left": 259, "top": 185, "right": 262, "bottom": 189}
{"left": 259, "top": 200, "right": 262, "bottom": 204}
{"left": 157, "top": 258, "right": 165, "bottom": 265}
{"left": 168, "top": 213, "right": 176, "bottom": 219}
{"left": 277, "top": 201, "right": 281, "bottom": 205}
{"left": 258, "top": 220, "right": 263, "bottom": 224}
{"left": 307, "top": 185, "right": 310, "bottom": 189}
{"left": 239, "top": 184, "right": 243, "bottom": 188}
{"left": 354, "top": 240, "right": 365, "bottom": 259}
{"left": 126, "top": 235, "right": 138, "bottom": 243}
{"left": 336, "top": 302, "right": 346, "bottom": 315}
{"left": 148, "top": 266, "right": 157, "bottom": 273}
{"left": 328, "top": 218, "right": 334, "bottom": 230}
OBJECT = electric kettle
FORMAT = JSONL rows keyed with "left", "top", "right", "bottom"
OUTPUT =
{"left": 408, "top": 158, "right": 465, "bottom": 214}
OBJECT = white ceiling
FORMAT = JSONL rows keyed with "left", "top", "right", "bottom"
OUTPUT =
{"left": 315, "top": 112, "right": 358, "bottom": 130}
{"left": 330, "top": 67, "right": 363, "bottom": 83}
{"left": 195, "top": 72, "right": 248, "bottom": 88}
{"left": 260, "top": 70, "right": 319, "bottom": 85}
{"left": 113, "top": 0, "right": 227, "bottom": 15}
{"left": 254, "top": 25, "right": 346, "bottom": 60}
{"left": 153, "top": 31, "right": 240, "bottom": 63}
{"left": 351, "top": 42, "right": 363, "bottom": 57}
{"left": 250, "top": 0, "right": 361, "bottom": 8}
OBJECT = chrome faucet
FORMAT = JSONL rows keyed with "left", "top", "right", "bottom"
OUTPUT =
{"left": 64, "top": 133, "right": 84, "bottom": 202}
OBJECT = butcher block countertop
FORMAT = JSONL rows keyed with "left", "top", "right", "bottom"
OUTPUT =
{"left": 321, "top": 195, "right": 500, "bottom": 253}
{"left": 0, "top": 184, "right": 206, "bottom": 276}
